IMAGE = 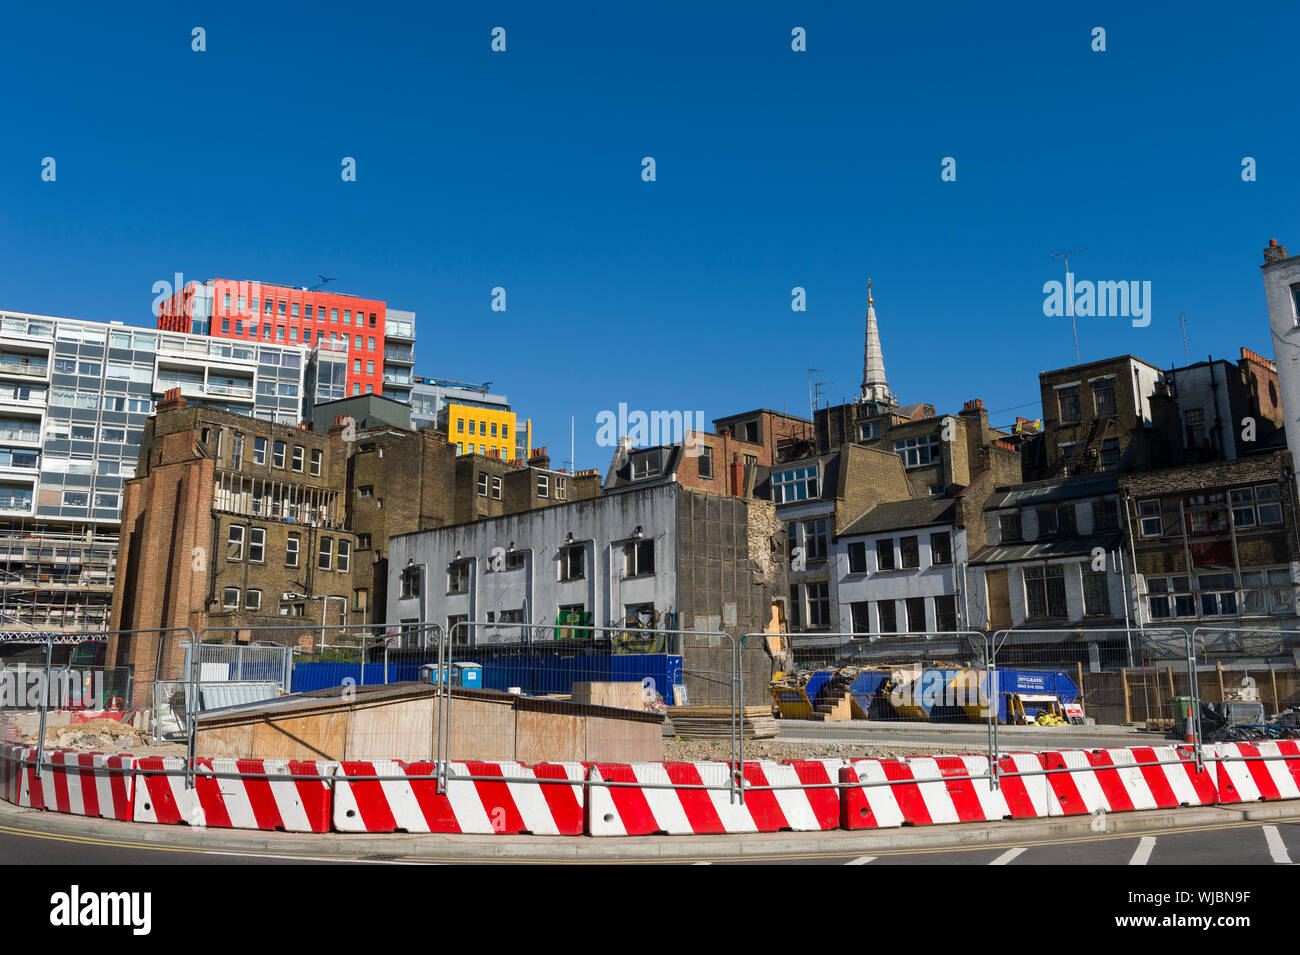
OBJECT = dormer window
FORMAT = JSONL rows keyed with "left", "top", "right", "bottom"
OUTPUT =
{"left": 631, "top": 448, "right": 662, "bottom": 480}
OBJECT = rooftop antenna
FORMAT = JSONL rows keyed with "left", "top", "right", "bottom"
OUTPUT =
{"left": 808, "top": 368, "right": 828, "bottom": 422}
{"left": 1179, "top": 312, "right": 1189, "bottom": 364}
{"left": 1049, "top": 248, "right": 1086, "bottom": 364}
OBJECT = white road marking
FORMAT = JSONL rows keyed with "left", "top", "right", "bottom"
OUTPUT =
{"left": 989, "top": 847, "right": 1026, "bottom": 865}
{"left": 846, "top": 856, "right": 876, "bottom": 865}
{"left": 692, "top": 861, "right": 712, "bottom": 865}
{"left": 1263, "top": 826, "right": 1292, "bottom": 864}
{"left": 1129, "top": 836, "right": 1156, "bottom": 866}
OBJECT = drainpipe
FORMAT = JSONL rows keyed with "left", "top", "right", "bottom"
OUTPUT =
{"left": 1120, "top": 488, "right": 1143, "bottom": 666}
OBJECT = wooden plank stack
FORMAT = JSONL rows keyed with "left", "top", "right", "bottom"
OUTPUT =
{"left": 668, "top": 705, "right": 779, "bottom": 739}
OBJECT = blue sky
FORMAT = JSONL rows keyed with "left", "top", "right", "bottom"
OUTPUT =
{"left": 2, "top": 1, "right": 1295, "bottom": 468}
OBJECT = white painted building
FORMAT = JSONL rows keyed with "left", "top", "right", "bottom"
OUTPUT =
{"left": 1260, "top": 238, "right": 1300, "bottom": 473}
{"left": 832, "top": 497, "right": 968, "bottom": 634}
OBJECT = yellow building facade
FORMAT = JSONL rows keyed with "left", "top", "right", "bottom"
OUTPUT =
{"left": 448, "top": 402, "right": 517, "bottom": 460}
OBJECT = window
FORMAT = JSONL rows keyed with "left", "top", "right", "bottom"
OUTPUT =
{"left": 272, "top": 441, "right": 286, "bottom": 468}
{"left": 900, "top": 536, "right": 920, "bottom": 569}
{"left": 850, "top": 601, "right": 871, "bottom": 633}
{"left": 555, "top": 476, "right": 567, "bottom": 500}
{"left": 231, "top": 432, "right": 244, "bottom": 469}
{"left": 930, "top": 532, "right": 952, "bottom": 565}
{"left": 491, "top": 476, "right": 502, "bottom": 500}
{"left": 858, "top": 421, "right": 881, "bottom": 442}
{"left": 1024, "top": 565, "right": 1067, "bottom": 619}
{"left": 1082, "top": 563, "right": 1110, "bottom": 617}
{"left": 248, "top": 527, "right": 265, "bottom": 563}
{"left": 222, "top": 588, "right": 240, "bottom": 611}
{"left": 1185, "top": 408, "right": 1207, "bottom": 448}
{"left": 806, "top": 581, "right": 831, "bottom": 628}
{"left": 400, "top": 565, "right": 422, "bottom": 599}
{"left": 286, "top": 533, "right": 300, "bottom": 567}
{"left": 537, "top": 474, "right": 549, "bottom": 498}
{"left": 1091, "top": 379, "right": 1116, "bottom": 416}
{"left": 227, "top": 525, "right": 245, "bottom": 561}
{"left": 336, "top": 539, "right": 351, "bottom": 573}
{"left": 318, "top": 537, "right": 332, "bottom": 571}
{"left": 1146, "top": 576, "right": 1195, "bottom": 619}
{"left": 847, "top": 541, "right": 868, "bottom": 574}
{"left": 505, "top": 551, "right": 526, "bottom": 571}
{"left": 560, "top": 545, "right": 585, "bottom": 581}
{"left": 1000, "top": 513, "right": 1022, "bottom": 542}
{"left": 1139, "top": 500, "right": 1164, "bottom": 537}
{"left": 802, "top": 519, "right": 828, "bottom": 561}
{"left": 448, "top": 559, "right": 471, "bottom": 594}
{"left": 1099, "top": 438, "right": 1120, "bottom": 469}
{"left": 291, "top": 445, "right": 304, "bottom": 472}
{"left": 1241, "top": 568, "right": 1294, "bottom": 616}
{"left": 877, "top": 600, "right": 897, "bottom": 633}
{"left": 1186, "top": 493, "right": 1228, "bottom": 534}
{"left": 367, "top": 361, "right": 374, "bottom": 375}
{"left": 310, "top": 449, "right": 322, "bottom": 476}
{"left": 355, "top": 533, "right": 371, "bottom": 551}
{"left": 876, "top": 538, "right": 895, "bottom": 570}
{"left": 1198, "top": 573, "right": 1238, "bottom": 616}
{"left": 630, "top": 449, "right": 662, "bottom": 480}
{"left": 62, "top": 491, "right": 89, "bottom": 507}
{"left": 771, "top": 466, "right": 818, "bottom": 503}
{"left": 904, "top": 596, "right": 927, "bottom": 633}
{"left": 1058, "top": 386, "right": 1081, "bottom": 424}
{"left": 934, "top": 595, "right": 957, "bottom": 632}
{"left": 698, "top": 446, "right": 714, "bottom": 479}
{"left": 788, "top": 586, "right": 802, "bottom": 629}
{"left": 894, "top": 434, "right": 941, "bottom": 468}
{"left": 245, "top": 590, "right": 262, "bottom": 612}
{"left": 1092, "top": 499, "right": 1119, "bottom": 531}
{"left": 1230, "top": 485, "right": 1282, "bottom": 527}
{"left": 478, "top": 472, "right": 489, "bottom": 497}
{"left": 625, "top": 540, "right": 655, "bottom": 577}
{"left": 358, "top": 485, "right": 373, "bottom": 498}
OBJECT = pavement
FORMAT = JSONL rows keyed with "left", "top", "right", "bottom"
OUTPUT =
{"left": 3, "top": 795, "right": 1298, "bottom": 865}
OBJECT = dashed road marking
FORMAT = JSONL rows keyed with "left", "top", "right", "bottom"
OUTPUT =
{"left": 989, "top": 847, "right": 1026, "bottom": 865}
{"left": 1263, "top": 826, "right": 1292, "bottom": 864}
{"left": 846, "top": 856, "right": 876, "bottom": 865}
{"left": 1128, "top": 836, "right": 1156, "bottom": 866}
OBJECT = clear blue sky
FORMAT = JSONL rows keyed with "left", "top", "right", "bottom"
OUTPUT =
{"left": 2, "top": 2, "right": 1295, "bottom": 469}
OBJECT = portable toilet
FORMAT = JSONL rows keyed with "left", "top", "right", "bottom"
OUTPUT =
{"left": 453, "top": 662, "right": 483, "bottom": 689}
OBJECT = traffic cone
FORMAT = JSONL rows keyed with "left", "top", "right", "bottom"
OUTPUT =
{"left": 1184, "top": 702, "right": 1196, "bottom": 744}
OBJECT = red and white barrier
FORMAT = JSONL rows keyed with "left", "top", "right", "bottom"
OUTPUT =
{"left": 39, "top": 750, "right": 133, "bottom": 821}
{"left": 1041, "top": 745, "right": 1217, "bottom": 816}
{"left": 1208, "top": 740, "right": 1300, "bottom": 804}
{"left": 333, "top": 760, "right": 586, "bottom": 835}
{"left": 4, "top": 740, "right": 1300, "bottom": 836}
{"left": 0, "top": 743, "right": 42, "bottom": 809}
{"left": 840, "top": 753, "right": 1053, "bottom": 829}
{"left": 586, "top": 761, "right": 842, "bottom": 836}
{"left": 134, "top": 757, "right": 334, "bottom": 832}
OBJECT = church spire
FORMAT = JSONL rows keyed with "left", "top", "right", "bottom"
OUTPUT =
{"left": 860, "top": 279, "right": 893, "bottom": 406}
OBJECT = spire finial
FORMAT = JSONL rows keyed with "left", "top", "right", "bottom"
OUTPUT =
{"left": 867, "top": 278, "right": 873, "bottom": 305}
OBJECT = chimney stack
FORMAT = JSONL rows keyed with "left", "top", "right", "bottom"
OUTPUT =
{"left": 156, "top": 388, "right": 186, "bottom": 412}
{"left": 1263, "top": 238, "right": 1289, "bottom": 265}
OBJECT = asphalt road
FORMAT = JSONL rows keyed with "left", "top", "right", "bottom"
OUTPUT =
{"left": 774, "top": 718, "right": 1168, "bottom": 752}
{"left": 3, "top": 815, "right": 1296, "bottom": 866}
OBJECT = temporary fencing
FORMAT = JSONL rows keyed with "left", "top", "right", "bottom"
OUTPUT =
{"left": 7, "top": 615, "right": 1300, "bottom": 839}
